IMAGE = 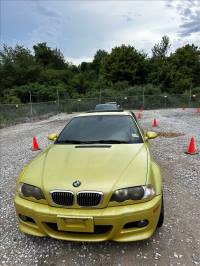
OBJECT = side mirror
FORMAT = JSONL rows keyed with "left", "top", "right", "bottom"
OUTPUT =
{"left": 48, "top": 133, "right": 58, "bottom": 141}
{"left": 145, "top": 131, "right": 158, "bottom": 140}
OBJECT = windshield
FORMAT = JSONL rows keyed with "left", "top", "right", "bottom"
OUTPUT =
{"left": 56, "top": 115, "right": 143, "bottom": 144}
{"left": 95, "top": 104, "right": 118, "bottom": 111}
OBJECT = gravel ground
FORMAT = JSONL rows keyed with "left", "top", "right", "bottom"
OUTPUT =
{"left": 0, "top": 108, "right": 200, "bottom": 266}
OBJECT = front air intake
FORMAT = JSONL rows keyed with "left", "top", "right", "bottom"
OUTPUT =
{"left": 77, "top": 191, "right": 103, "bottom": 207}
{"left": 51, "top": 191, "right": 74, "bottom": 206}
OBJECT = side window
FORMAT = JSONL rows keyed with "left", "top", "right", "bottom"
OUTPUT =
{"left": 129, "top": 114, "right": 144, "bottom": 139}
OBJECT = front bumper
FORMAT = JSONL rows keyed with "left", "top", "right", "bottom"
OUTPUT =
{"left": 14, "top": 195, "right": 162, "bottom": 242}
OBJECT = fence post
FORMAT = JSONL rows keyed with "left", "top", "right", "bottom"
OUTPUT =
{"left": 99, "top": 87, "right": 102, "bottom": 104}
{"left": 188, "top": 83, "right": 193, "bottom": 107}
{"left": 56, "top": 88, "right": 60, "bottom": 113}
{"left": 29, "top": 91, "right": 33, "bottom": 117}
{"left": 77, "top": 99, "right": 81, "bottom": 112}
{"left": 142, "top": 87, "right": 145, "bottom": 108}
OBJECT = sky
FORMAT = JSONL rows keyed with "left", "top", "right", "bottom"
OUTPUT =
{"left": 1, "top": 0, "right": 200, "bottom": 65}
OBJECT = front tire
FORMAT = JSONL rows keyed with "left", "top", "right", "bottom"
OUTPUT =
{"left": 157, "top": 194, "right": 164, "bottom": 228}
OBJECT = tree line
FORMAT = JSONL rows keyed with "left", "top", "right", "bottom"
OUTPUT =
{"left": 0, "top": 36, "right": 199, "bottom": 104}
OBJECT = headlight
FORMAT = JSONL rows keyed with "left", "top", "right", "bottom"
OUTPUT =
{"left": 19, "top": 183, "right": 45, "bottom": 200}
{"left": 110, "top": 185, "right": 155, "bottom": 202}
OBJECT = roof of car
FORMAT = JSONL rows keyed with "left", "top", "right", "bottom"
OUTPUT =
{"left": 95, "top": 103, "right": 114, "bottom": 106}
{"left": 76, "top": 110, "right": 131, "bottom": 117}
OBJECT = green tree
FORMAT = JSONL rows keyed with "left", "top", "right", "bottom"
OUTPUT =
{"left": 152, "top": 35, "right": 171, "bottom": 58}
{"left": 103, "top": 45, "right": 147, "bottom": 86}
{"left": 92, "top": 49, "right": 108, "bottom": 75}
{"left": 170, "top": 44, "right": 200, "bottom": 93}
{"left": 149, "top": 36, "right": 173, "bottom": 91}
{"left": 0, "top": 40, "right": 200, "bottom": 104}
{"left": 0, "top": 44, "right": 40, "bottom": 98}
{"left": 33, "top": 43, "right": 65, "bottom": 69}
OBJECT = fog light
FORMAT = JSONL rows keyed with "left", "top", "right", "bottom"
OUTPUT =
{"left": 19, "top": 214, "right": 35, "bottom": 223}
{"left": 137, "top": 219, "right": 149, "bottom": 228}
{"left": 19, "top": 214, "right": 28, "bottom": 221}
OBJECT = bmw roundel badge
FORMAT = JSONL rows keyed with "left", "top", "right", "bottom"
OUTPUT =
{"left": 73, "top": 180, "right": 81, "bottom": 187}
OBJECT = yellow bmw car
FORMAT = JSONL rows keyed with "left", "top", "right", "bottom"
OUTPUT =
{"left": 14, "top": 110, "right": 164, "bottom": 242}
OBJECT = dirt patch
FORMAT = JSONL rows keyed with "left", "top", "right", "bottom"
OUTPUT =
{"left": 157, "top": 131, "right": 185, "bottom": 138}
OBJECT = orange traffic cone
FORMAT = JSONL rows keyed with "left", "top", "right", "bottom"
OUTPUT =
{"left": 186, "top": 136, "right": 198, "bottom": 155}
{"left": 197, "top": 108, "right": 200, "bottom": 113}
{"left": 32, "top": 136, "right": 40, "bottom": 151}
{"left": 137, "top": 112, "right": 142, "bottom": 119}
{"left": 153, "top": 118, "right": 157, "bottom": 127}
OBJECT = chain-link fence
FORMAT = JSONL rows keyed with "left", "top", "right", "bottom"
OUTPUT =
{"left": 0, "top": 94, "right": 200, "bottom": 128}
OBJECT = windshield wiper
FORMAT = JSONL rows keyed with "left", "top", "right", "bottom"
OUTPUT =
{"left": 56, "top": 139, "right": 131, "bottom": 144}
{"left": 56, "top": 140, "right": 92, "bottom": 144}
{"left": 85, "top": 140, "right": 131, "bottom": 144}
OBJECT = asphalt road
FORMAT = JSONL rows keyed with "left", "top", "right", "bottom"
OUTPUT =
{"left": 0, "top": 109, "right": 200, "bottom": 266}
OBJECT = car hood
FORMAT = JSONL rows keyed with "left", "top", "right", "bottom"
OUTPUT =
{"left": 22, "top": 143, "right": 148, "bottom": 207}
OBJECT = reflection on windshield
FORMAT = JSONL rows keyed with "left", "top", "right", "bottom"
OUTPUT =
{"left": 56, "top": 115, "right": 143, "bottom": 144}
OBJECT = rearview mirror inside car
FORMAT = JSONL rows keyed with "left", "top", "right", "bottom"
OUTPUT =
{"left": 145, "top": 131, "right": 158, "bottom": 140}
{"left": 48, "top": 133, "right": 58, "bottom": 141}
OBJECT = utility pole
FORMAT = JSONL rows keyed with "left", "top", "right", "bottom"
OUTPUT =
{"left": 29, "top": 91, "right": 33, "bottom": 116}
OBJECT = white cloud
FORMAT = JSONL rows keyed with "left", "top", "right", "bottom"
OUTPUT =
{"left": 2, "top": 0, "right": 200, "bottom": 65}
{"left": 67, "top": 56, "right": 93, "bottom": 66}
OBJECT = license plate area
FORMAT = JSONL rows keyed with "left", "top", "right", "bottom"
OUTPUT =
{"left": 57, "top": 216, "right": 94, "bottom": 232}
